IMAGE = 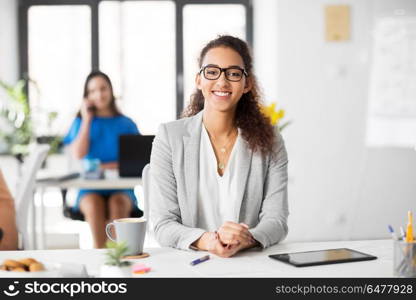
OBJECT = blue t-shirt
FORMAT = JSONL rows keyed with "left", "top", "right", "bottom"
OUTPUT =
{"left": 63, "top": 115, "right": 140, "bottom": 212}
{"left": 63, "top": 115, "right": 140, "bottom": 162}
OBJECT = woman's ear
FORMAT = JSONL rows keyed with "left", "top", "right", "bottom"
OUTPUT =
{"left": 243, "top": 76, "right": 252, "bottom": 94}
{"left": 195, "top": 72, "right": 202, "bottom": 90}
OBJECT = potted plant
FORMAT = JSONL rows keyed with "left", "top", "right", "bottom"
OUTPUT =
{"left": 100, "top": 241, "right": 132, "bottom": 277}
{"left": 0, "top": 79, "right": 33, "bottom": 157}
{"left": 0, "top": 78, "right": 62, "bottom": 161}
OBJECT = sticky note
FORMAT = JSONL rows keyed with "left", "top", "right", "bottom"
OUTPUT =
{"left": 132, "top": 263, "right": 151, "bottom": 274}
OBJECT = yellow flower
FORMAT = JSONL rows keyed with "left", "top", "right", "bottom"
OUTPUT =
{"left": 261, "top": 102, "right": 286, "bottom": 126}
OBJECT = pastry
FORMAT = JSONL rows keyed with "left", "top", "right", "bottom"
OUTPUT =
{"left": 3, "top": 260, "right": 25, "bottom": 269}
{"left": 29, "top": 262, "right": 44, "bottom": 272}
{"left": 19, "top": 258, "right": 38, "bottom": 267}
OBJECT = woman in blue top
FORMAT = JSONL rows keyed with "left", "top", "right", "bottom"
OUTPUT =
{"left": 64, "top": 71, "right": 140, "bottom": 248}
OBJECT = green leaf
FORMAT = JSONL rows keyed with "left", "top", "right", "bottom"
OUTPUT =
{"left": 278, "top": 120, "right": 292, "bottom": 132}
{"left": 103, "top": 241, "right": 131, "bottom": 266}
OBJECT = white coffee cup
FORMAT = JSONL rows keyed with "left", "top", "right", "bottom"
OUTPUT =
{"left": 105, "top": 218, "right": 147, "bottom": 255}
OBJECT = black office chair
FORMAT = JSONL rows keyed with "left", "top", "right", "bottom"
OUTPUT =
{"left": 60, "top": 189, "right": 143, "bottom": 221}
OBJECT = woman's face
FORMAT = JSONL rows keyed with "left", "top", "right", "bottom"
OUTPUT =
{"left": 86, "top": 76, "right": 113, "bottom": 110}
{"left": 196, "top": 46, "right": 251, "bottom": 114}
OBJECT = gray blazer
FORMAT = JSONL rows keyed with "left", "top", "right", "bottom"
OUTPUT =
{"left": 149, "top": 110, "right": 289, "bottom": 250}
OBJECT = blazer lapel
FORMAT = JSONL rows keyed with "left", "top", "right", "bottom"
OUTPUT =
{"left": 183, "top": 111, "right": 203, "bottom": 227}
{"left": 235, "top": 137, "right": 252, "bottom": 222}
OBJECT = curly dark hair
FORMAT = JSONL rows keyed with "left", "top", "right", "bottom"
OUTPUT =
{"left": 182, "top": 35, "right": 276, "bottom": 156}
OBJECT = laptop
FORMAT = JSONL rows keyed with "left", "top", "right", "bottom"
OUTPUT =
{"left": 118, "top": 134, "right": 155, "bottom": 177}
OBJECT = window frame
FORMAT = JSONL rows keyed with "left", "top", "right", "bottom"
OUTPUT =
{"left": 18, "top": 0, "right": 253, "bottom": 119}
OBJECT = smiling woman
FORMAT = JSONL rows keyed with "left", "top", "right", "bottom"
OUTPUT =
{"left": 183, "top": 37, "right": 276, "bottom": 156}
{"left": 150, "top": 35, "right": 289, "bottom": 258}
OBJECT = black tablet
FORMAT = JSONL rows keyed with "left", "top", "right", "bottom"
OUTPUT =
{"left": 269, "top": 248, "right": 377, "bottom": 267}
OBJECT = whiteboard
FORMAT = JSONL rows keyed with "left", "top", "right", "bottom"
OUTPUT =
{"left": 367, "top": 16, "right": 416, "bottom": 147}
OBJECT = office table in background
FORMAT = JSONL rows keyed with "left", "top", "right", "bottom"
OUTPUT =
{"left": 34, "top": 174, "right": 142, "bottom": 250}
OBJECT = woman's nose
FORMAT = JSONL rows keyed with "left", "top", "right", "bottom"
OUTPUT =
{"left": 215, "top": 71, "right": 231, "bottom": 87}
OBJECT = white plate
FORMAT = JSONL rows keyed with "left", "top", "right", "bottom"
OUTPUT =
{"left": 0, "top": 263, "right": 62, "bottom": 278}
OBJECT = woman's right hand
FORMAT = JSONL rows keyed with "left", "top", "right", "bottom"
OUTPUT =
{"left": 80, "top": 98, "right": 94, "bottom": 121}
{"left": 193, "top": 231, "right": 242, "bottom": 258}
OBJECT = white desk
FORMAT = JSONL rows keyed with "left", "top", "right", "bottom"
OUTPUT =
{"left": 0, "top": 239, "right": 393, "bottom": 277}
{"left": 36, "top": 177, "right": 142, "bottom": 190}
{"left": 34, "top": 175, "right": 142, "bottom": 250}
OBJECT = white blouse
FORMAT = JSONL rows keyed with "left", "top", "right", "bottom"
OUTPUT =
{"left": 196, "top": 125, "right": 241, "bottom": 231}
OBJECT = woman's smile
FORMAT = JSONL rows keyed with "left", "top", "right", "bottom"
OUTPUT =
{"left": 212, "top": 90, "right": 232, "bottom": 100}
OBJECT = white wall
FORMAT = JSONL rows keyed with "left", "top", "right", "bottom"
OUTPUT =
{"left": 0, "top": 0, "right": 18, "bottom": 83}
{"left": 266, "top": 0, "right": 416, "bottom": 242}
{"left": 0, "top": 0, "right": 19, "bottom": 191}
{"left": 253, "top": 0, "right": 279, "bottom": 102}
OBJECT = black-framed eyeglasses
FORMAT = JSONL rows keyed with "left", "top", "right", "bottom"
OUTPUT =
{"left": 199, "top": 65, "right": 248, "bottom": 82}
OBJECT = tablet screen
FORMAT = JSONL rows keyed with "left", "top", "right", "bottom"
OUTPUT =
{"left": 269, "top": 248, "right": 377, "bottom": 267}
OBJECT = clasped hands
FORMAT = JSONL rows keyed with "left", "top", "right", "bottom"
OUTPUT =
{"left": 193, "top": 221, "right": 258, "bottom": 257}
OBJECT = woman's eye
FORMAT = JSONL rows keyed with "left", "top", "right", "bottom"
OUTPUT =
{"left": 207, "top": 70, "right": 219, "bottom": 75}
{"left": 228, "top": 71, "right": 242, "bottom": 79}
